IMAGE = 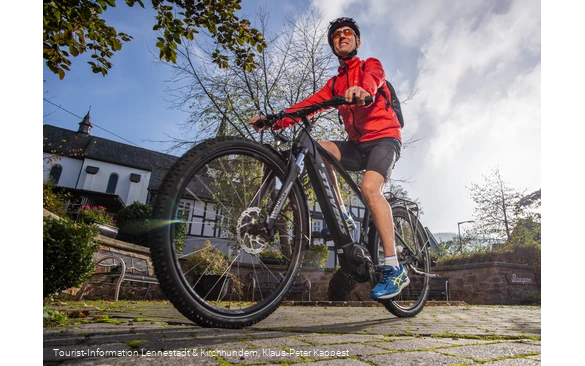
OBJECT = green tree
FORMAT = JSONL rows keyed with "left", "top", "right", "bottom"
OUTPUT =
{"left": 163, "top": 9, "right": 342, "bottom": 147}
{"left": 163, "top": 9, "right": 416, "bottom": 204}
{"left": 507, "top": 216, "right": 541, "bottom": 246}
{"left": 43, "top": 0, "right": 267, "bottom": 79}
{"left": 43, "top": 180, "right": 71, "bottom": 217}
{"left": 468, "top": 165, "right": 524, "bottom": 241}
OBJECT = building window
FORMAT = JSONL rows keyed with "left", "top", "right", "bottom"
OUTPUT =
{"left": 130, "top": 173, "right": 141, "bottom": 183}
{"left": 314, "top": 202, "right": 321, "bottom": 212}
{"left": 85, "top": 166, "right": 99, "bottom": 174}
{"left": 106, "top": 173, "right": 119, "bottom": 194}
{"left": 312, "top": 219, "right": 322, "bottom": 233}
{"left": 48, "top": 165, "right": 63, "bottom": 184}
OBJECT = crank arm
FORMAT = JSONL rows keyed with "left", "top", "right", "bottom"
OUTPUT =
{"left": 406, "top": 265, "right": 438, "bottom": 277}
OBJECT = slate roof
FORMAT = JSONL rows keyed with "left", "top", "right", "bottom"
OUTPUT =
{"left": 43, "top": 124, "right": 178, "bottom": 191}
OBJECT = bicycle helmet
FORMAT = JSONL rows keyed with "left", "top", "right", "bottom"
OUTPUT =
{"left": 327, "top": 17, "right": 361, "bottom": 58}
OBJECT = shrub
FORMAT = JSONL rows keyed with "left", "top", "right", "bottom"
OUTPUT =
{"left": 185, "top": 241, "right": 230, "bottom": 275}
{"left": 43, "top": 180, "right": 70, "bottom": 217}
{"left": 437, "top": 242, "right": 541, "bottom": 287}
{"left": 116, "top": 202, "right": 185, "bottom": 253}
{"left": 183, "top": 241, "right": 243, "bottom": 295}
{"left": 43, "top": 217, "right": 100, "bottom": 299}
{"left": 259, "top": 247, "right": 283, "bottom": 259}
{"left": 116, "top": 202, "right": 153, "bottom": 246}
{"left": 77, "top": 205, "right": 115, "bottom": 226}
{"left": 302, "top": 244, "right": 329, "bottom": 268}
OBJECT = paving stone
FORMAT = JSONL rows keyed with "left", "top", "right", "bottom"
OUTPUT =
{"left": 43, "top": 303, "right": 541, "bottom": 365}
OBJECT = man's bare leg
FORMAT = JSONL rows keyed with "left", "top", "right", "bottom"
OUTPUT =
{"left": 361, "top": 171, "right": 395, "bottom": 257}
{"left": 319, "top": 141, "right": 394, "bottom": 254}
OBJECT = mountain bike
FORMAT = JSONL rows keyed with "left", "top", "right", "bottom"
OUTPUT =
{"left": 149, "top": 96, "right": 435, "bottom": 329}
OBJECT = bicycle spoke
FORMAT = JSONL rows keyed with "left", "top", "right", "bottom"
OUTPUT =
{"left": 150, "top": 137, "right": 308, "bottom": 327}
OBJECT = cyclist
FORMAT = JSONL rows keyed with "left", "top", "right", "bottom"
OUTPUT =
{"left": 249, "top": 17, "right": 408, "bottom": 300}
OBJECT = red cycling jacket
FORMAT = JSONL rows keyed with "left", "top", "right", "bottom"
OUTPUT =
{"left": 274, "top": 56, "right": 401, "bottom": 143}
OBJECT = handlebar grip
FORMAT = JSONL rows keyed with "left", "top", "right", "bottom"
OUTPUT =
{"left": 255, "top": 114, "right": 280, "bottom": 129}
{"left": 350, "top": 95, "right": 374, "bottom": 105}
{"left": 255, "top": 118, "right": 271, "bottom": 129}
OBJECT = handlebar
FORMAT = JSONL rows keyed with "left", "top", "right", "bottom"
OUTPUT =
{"left": 257, "top": 95, "right": 373, "bottom": 129}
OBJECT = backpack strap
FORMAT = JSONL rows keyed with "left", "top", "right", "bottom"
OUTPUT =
{"left": 359, "top": 62, "right": 391, "bottom": 110}
{"left": 331, "top": 65, "right": 404, "bottom": 128}
{"left": 362, "top": 61, "right": 404, "bottom": 127}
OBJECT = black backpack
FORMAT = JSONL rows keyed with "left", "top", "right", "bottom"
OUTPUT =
{"left": 331, "top": 65, "right": 404, "bottom": 128}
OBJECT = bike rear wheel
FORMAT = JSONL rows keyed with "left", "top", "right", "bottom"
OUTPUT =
{"left": 150, "top": 136, "right": 309, "bottom": 328}
{"left": 370, "top": 205, "right": 431, "bottom": 317}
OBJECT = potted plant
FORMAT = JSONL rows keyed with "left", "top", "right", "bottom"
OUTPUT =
{"left": 183, "top": 241, "right": 242, "bottom": 300}
{"left": 258, "top": 247, "right": 284, "bottom": 265}
{"left": 77, "top": 205, "right": 118, "bottom": 238}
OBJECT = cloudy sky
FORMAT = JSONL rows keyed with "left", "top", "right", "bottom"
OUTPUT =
{"left": 41, "top": 0, "right": 541, "bottom": 235}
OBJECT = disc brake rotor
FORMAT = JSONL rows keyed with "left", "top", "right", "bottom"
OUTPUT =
{"left": 236, "top": 207, "right": 269, "bottom": 255}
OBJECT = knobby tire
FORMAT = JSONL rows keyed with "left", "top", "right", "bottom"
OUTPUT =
{"left": 369, "top": 205, "right": 431, "bottom": 317}
{"left": 149, "top": 136, "right": 309, "bottom": 328}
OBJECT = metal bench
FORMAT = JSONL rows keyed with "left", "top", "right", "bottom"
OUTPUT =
{"left": 286, "top": 274, "right": 312, "bottom": 301}
{"left": 428, "top": 276, "right": 450, "bottom": 301}
{"left": 76, "top": 250, "right": 159, "bottom": 301}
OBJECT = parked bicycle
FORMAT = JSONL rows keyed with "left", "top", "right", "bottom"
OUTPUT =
{"left": 150, "top": 96, "right": 436, "bottom": 328}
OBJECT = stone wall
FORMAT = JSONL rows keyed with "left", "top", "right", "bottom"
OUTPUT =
{"left": 46, "top": 206, "right": 538, "bottom": 304}
{"left": 435, "top": 261, "right": 538, "bottom": 305}
{"left": 61, "top": 235, "right": 166, "bottom": 301}
{"left": 58, "top": 228, "right": 335, "bottom": 301}
{"left": 298, "top": 268, "right": 336, "bottom": 301}
{"left": 66, "top": 246, "right": 539, "bottom": 304}
{"left": 44, "top": 208, "right": 165, "bottom": 300}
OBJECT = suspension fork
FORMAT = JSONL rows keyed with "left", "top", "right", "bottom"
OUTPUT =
{"left": 264, "top": 150, "right": 306, "bottom": 230}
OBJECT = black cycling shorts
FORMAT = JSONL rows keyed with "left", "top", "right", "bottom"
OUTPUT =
{"left": 332, "top": 138, "right": 401, "bottom": 182}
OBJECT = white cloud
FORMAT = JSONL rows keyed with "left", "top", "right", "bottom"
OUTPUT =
{"left": 43, "top": 0, "right": 541, "bottom": 235}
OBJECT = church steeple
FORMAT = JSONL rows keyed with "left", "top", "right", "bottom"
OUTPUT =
{"left": 77, "top": 108, "right": 92, "bottom": 136}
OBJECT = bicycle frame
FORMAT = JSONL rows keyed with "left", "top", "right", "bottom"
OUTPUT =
{"left": 150, "top": 96, "right": 433, "bottom": 327}
{"left": 261, "top": 112, "right": 431, "bottom": 280}
{"left": 263, "top": 114, "right": 374, "bottom": 275}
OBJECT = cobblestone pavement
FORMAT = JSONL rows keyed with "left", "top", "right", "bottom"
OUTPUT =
{"left": 44, "top": 301, "right": 541, "bottom": 365}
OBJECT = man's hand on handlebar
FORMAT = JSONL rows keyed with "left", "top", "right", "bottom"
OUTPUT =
{"left": 248, "top": 115, "right": 270, "bottom": 132}
{"left": 248, "top": 94, "right": 373, "bottom": 133}
{"left": 344, "top": 86, "right": 372, "bottom": 106}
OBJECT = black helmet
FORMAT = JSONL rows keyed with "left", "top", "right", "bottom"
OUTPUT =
{"left": 327, "top": 17, "right": 361, "bottom": 53}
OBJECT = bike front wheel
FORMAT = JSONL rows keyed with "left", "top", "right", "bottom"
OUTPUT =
{"left": 150, "top": 136, "right": 309, "bottom": 328}
{"left": 370, "top": 205, "right": 431, "bottom": 317}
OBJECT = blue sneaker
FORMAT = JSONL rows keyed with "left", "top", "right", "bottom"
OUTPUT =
{"left": 370, "top": 264, "right": 410, "bottom": 300}
{"left": 321, "top": 213, "right": 356, "bottom": 240}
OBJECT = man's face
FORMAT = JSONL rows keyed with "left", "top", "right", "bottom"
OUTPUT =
{"left": 332, "top": 26, "right": 360, "bottom": 57}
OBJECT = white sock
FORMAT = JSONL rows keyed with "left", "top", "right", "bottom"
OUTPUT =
{"left": 339, "top": 203, "right": 347, "bottom": 214}
{"left": 384, "top": 255, "right": 400, "bottom": 269}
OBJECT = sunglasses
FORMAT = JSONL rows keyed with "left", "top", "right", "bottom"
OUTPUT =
{"left": 332, "top": 28, "right": 355, "bottom": 40}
